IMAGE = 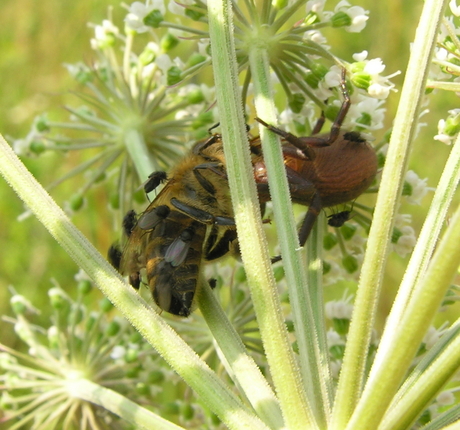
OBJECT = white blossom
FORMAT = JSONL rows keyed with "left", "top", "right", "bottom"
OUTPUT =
{"left": 124, "top": 1, "right": 164, "bottom": 33}
{"left": 90, "top": 19, "right": 119, "bottom": 49}
{"left": 423, "top": 326, "right": 443, "bottom": 350}
{"left": 110, "top": 345, "right": 126, "bottom": 360}
{"left": 404, "top": 170, "right": 434, "bottom": 205}
{"left": 306, "top": 0, "right": 326, "bottom": 14}
{"left": 327, "top": 329, "right": 345, "bottom": 346}
{"left": 325, "top": 293, "right": 354, "bottom": 320}
{"left": 436, "top": 390, "right": 455, "bottom": 406}
{"left": 348, "top": 95, "right": 386, "bottom": 130}
{"left": 330, "top": 360, "right": 342, "bottom": 378}
{"left": 335, "top": 1, "right": 369, "bottom": 33}
{"left": 392, "top": 214, "right": 417, "bottom": 258}
{"left": 450, "top": 0, "right": 460, "bottom": 16}
{"left": 352, "top": 50, "right": 368, "bottom": 62}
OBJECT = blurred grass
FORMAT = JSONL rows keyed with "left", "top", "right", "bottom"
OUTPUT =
{"left": 0, "top": 0, "right": 459, "bottom": 350}
{"left": 0, "top": 0, "right": 118, "bottom": 346}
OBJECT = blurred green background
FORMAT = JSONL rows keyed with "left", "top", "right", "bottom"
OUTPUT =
{"left": 1, "top": 0, "right": 459, "bottom": 350}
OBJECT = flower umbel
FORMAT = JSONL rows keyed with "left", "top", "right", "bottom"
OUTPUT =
{"left": 13, "top": 14, "right": 217, "bottom": 220}
{"left": 0, "top": 282, "right": 213, "bottom": 429}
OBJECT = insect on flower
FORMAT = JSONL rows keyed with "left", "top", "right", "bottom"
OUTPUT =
{"left": 255, "top": 69, "right": 378, "bottom": 261}
{"left": 110, "top": 134, "right": 237, "bottom": 317}
{"left": 109, "top": 69, "right": 378, "bottom": 315}
{"left": 327, "top": 210, "right": 352, "bottom": 228}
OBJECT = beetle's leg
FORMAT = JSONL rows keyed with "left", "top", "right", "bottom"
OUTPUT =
{"left": 327, "top": 67, "right": 350, "bottom": 144}
{"left": 297, "top": 193, "right": 322, "bottom": 246}
{"left": 311, "top": 110, "right": 326, "bottom": 135}
{"left": 255, "top": 117, "right": 317, "bottom": 161}
{"left": 271, "top": 192, "right": 322, "bottom": 264}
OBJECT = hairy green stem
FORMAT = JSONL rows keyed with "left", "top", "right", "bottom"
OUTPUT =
{"left": 332, "top": 0, "right": 450, "bottom": 428}
{"left": 0, "top": 133, "right": 269, "bottom": 430}
{"left": 207, "top": 0, "right": 316, "bottom": 428}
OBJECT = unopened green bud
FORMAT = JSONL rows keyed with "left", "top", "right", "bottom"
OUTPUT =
{"left": 332, "top": 318, "right": 350, "bottom": 335}
{"left": 444, "top": 116, "right": 460, "bottom": 136}
{"left": 148, "top": 370, "right": 165, "bottom": 384}
{"left": 330, "top": 344, "right": 345, "bottom": 360}
{"left": 323, "top": 232, "right": 338, "bottom": 250}
{"left": 161, "top": 33, "right": 179, "bottom": 52}
{"left": 331, "top": 11, "right": 352, "bottom": 28}
{"left": 99, "top": 297, "right": 113, "bottom": 313}
{"left": 144, "top": 10, "right": 163, "bottom": 28}
{"left": 69, "top": 194, "right": 85, "bottom": 212}
{"left": 181, "top": 403, "right": 195, "bottom": 420}
{"left": 125, "top": 348, "right": 139, "bottom": 363}
{"left": 272, "top": 0, "right": 288, "bottom": 9}
{"left": 342, "top": 254, "right": 358, "bottom": 273}
{"left": 105, "top": 321, "right": 121, "bottom": 336}
{"left": 351, "top": 72, "right": 371, "bottom": 90}
{"left": 289, "top": 93, "right": 306, "bottom": 113}
{"left": 187, "top": 88, "right": 205, "bottom": 104}
{"left": 78, "top": 280, "right": 92, "bottom": 295}
{"left": 185, "top": 8, "right": 204, "bottom": 21}
{"left": 48, "top": 288, "right": 69, "bottom": 310}
{"left": 167, "top": 66, "right": 182, "bottom": 86}
{"left": 341, "top": 224, "right": 357, "bottom": 240}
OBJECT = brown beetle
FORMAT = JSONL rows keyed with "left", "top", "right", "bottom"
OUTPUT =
{"left": 254, "top": 70, "right": 378, "bottom": 258}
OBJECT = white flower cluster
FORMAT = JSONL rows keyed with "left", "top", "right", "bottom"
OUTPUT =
{"left": 306, "top": 0, "right": 369, "bottom": 33}
{"left": 325, "top": 292, "right": 354, "bottom": 320}
{"left": 404, "top": 170, "right": 434, "bottom": 205}
{"left": 392, "top": 214, "right": 417, "bottom": 258}
{"left": 434, "top": 108, "right": 460, "bottom": 145}
{"left": 125, "top": 0, "right": 166, "bottom": 33}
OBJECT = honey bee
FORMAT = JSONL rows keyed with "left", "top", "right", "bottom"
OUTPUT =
{"left": 113, "top": 134, "right": 237, "bottom": 317}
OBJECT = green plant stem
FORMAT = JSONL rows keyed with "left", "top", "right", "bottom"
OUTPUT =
{"left": 66, "top": 379, "right": 185, "bottom": 430}
{"left": 419, "top": 405, "right": 460, "bottom": 430}
{"left": 123, "top": 128, "right": 157, "bottom": 181}
{"left": 380, "top": 318, "right": 460, "bottom": 430}
{"left": 196, "top": 281, "right": 285, "bottom": 430}
{"left": 349, "top": 199, "right": 460, "bottom": 430}
{"left": 379, "top": 128, "right": 460, "bottom": 357}
{"left": 331, "top": 0, "right": 449, "bottom": 428}
{"left": 207, "top": 1, "right": 316, "bottom": 428}
{"left": 0, "top": 133, "right": 269, "bottom": 430}
{"left": 249, "top": 31, "right": 330, "bottom": 430}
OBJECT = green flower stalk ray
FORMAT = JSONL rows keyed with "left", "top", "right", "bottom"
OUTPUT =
{"left": 0, "top": 133, "right": 269, "bottom": 430}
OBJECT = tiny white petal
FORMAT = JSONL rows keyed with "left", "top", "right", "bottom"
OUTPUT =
{"left": 353, "top": 50, "right": 368, "bottom": 62}
{"left": 450, "top": 0, "right": 460, "bottom": 16}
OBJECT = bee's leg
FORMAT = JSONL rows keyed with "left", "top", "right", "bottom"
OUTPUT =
{"left": 193, "top": 162, "right": 227, "bottom": 195}
{"left": 108, "top": 244, "right": 122, "bottom": 270}
{"left": 204, "top": 227, "right": 238, "bottom": 261}
{"left": 170, "top": 198, "right": 235, "bottom": 226}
